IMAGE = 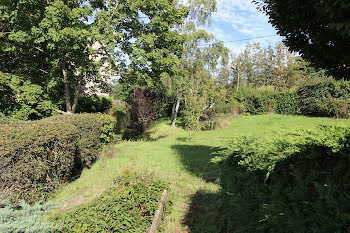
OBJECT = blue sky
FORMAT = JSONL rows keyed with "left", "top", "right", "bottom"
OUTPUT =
{"left": 204, "top": 0, "right": 283, "bottom": 54}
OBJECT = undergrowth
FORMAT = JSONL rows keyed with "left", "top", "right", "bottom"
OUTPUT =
{"left": 50, "top": 168, "right": 168, "bottom": 232}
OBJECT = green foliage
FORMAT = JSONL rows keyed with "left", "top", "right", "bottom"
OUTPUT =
{"left": 218, "top": 124, "right": 350, "bottom": 232}
{"left": 93, "top": 114, "right": 117, "bottom": 146}
{"left": 274, "top": 91, "right": 299, "bottom": 115}
{"left": 0, "top": 113, "right": 14, "bottom": 125}
{"left": 200, "top": 102, "right": 243, "bottom": 127}
{"left": 240, "top": 88, "right": 275, "bottom": 115}
{"left": 296, "top": 78, "right": 350, "bottom": 117}
{"left": 45, "top": 114, "right": 101, "bottom": 168}
{"left": 51, "top": 170, "right": 168, "bottom": 232}
{"left": 76, "top": 95, "right": 112, "bottom": 114}
{"left": 1, "top": 0, "right": 188, "bottom": 114}
{"left": 0, "top": 72, "right": 59, "bottom": 120}
{"left": 200, "top": 120, "right": 217, "bottom": 131}
{"left": 182, "top": 93, "right": 202, "bottom": 135}
{"left": 0, "top": 120, "right": 79, "bottom": 202}
{"left": 0, "top": 198, "right": 57, "bottom": 233}
{"left": 109, "top": 104, "right": 130, "bottom": 134}
{"left": 256, "top": 0, "right": 350, "bottom": 79}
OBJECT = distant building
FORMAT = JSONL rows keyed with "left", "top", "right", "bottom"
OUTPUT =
{"left": 82, "top": 41, "right": 114, "bottom": 97}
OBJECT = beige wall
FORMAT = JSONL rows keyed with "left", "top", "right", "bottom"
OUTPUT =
{"left": 82, "top": 41, "right": 113, "bottom": 97}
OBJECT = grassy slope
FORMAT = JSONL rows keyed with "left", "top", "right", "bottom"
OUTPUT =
{"left": 52, "top": 115, "right": 348, "bottom": 232}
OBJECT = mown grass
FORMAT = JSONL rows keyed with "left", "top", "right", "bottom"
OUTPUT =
{"left": 51, "top": 114, "right": 348, "bottom": 232}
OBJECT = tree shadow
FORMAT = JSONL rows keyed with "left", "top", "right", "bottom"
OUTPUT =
{"left": 171, "top": 144, "right": 225, "bottom": 183}
{"left": 184, "top": 190, "right": 234, "bottom": 233}
{"left": 171, "top": 144, "right": 232, "bottom": 232}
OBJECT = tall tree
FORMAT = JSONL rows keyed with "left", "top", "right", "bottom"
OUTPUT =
{"left": 231, "top": 42, "right": 307, "bottom": 90}
{"left": 254, "top": 0, "right": 350, "bottom": 79}
{"left": 167, "top": 0, "right": 226, "bottom": 127}
{"left": 0, "top": 0, "right": 187, "bottom": 114}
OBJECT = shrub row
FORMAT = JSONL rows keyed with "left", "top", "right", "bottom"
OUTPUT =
{"left": 0, "top": 120, "right": 79, "bottom": 202}
{"left": 44, "top": 114, "right": 101, "bottom": 168}
{"left": 50, "top": 170, "right": 168, "bottom": 232}
{"left": 217, "top": 124, "right": 350, "bottom": 232}
{"left": 228, "top": 78, "right": 350, "bottom": 117}
{"left": 0, "top": 113, "right": 118, "bottom": 203}
{"left": 297, "top": 78, "right": 350, "bottom": 117}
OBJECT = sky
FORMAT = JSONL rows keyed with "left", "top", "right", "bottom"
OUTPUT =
{"left": 204, "top": 0, "right": 283, "bottom": 55}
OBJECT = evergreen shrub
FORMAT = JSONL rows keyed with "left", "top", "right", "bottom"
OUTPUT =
{"left": 242, "top": 94, "right": 270, "bottom": 115}
{"left": 218, "top": 125, "right": 350, "bottom": 232}
{"left": 76, "top": 95, "right": 112, "bottom": 114}
{"left": 0, "top": 198, "right": 57, "bottom": 232}
{"left": 274, "top": 91, "right": 299, "bottom": 115}
{"left": 200, "top": 120, "right": 217, "bottom": 131}
{"left": 296, "top": 78, "right": 350, "bottom": 117}
{"left": 51, "top": 170, "right": 168, "bottom": 232}
{"left": 0, "top": 120, "right": 79, "bottom": 202}
{"left": 45, "top": 114, "right": 101, "bottom": 168}
{"left": 94, "top": 114, "right": 117, "bottom": 146}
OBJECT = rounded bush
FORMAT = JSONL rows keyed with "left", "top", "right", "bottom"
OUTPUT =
{"left": 297, "top": 78, "right": 350, "bottom": 117}
{"left": 45, "top": 114, "right": 102, "bottom": 168}
{"left": 0, "top": 120, "right": 79, "bottom": 202}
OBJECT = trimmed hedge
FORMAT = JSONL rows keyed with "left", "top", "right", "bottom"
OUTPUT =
{"left": 0, "top": 113, "right": 108, "bottom": 203}
{"left": 218, "top": 125, "right": 350, "bottom": 232}
{"left": 0, "top": 120, "right": 79, "bottom": 202}
{"left": 51, "top": 170, "right": 168, "bottom": 232}
{"left": 45, "top": 114, "right": 101, "bottom": 168}
{"left": 274, "top": 91, "right": 299, "bottom": 115}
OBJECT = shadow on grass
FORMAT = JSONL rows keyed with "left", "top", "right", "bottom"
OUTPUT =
{"left": 183, "top": 190, "right": 234, "bottom": 233}
{"left": 171, "top": 144, "right": 224, "bottom": 183}
{"left": 171, "top": 144, "right": 232, "bottom": 232}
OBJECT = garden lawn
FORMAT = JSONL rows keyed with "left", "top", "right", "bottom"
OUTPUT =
{"left": 51, "top": 114, "right": 348, "bottom": 232}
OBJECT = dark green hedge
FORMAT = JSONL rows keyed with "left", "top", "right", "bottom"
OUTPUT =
{"left": 219, "top": 125, "right": 350, "bottom": 232}
{"left": 274, "top": 92, "right": 299, "bottom": 115}
{"left": 76, "top": 95, "right": 112, "bottom": 114}
{"left": 0, "top": 120, "right": 79, "bottom": 202}
{"left": 296, "top": 78, "right": 350, "bottom": 117}
{"left": 51, "top": 171, "right": 168, "bottom": 232}
{"left": 45, "top": 114, "right": 101, "bottom": 168}
{"left": 0, "top": 114, "right": 110, "bottom": 203}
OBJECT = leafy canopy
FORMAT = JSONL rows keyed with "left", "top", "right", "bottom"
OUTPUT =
{"left": 255, "top": 0, "right": 350, "bottom": 79}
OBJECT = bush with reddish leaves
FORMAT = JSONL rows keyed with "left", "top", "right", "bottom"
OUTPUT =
{"left": 129, "top": 88, "right": 156, "bottom": 135}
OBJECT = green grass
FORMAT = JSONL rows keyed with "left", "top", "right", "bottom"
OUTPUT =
{"left": 51, "top": 114, "right": 349, "bottom": 232}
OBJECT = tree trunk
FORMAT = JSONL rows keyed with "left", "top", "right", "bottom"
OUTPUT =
{"left": 61, "top": 60, "right": 72, "bottom": 114}
{"left": 71, "top": 73, "right": 83, "bottom": 113}
{"left": 171, "top": 97, "right": 180, "bottom": 127}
